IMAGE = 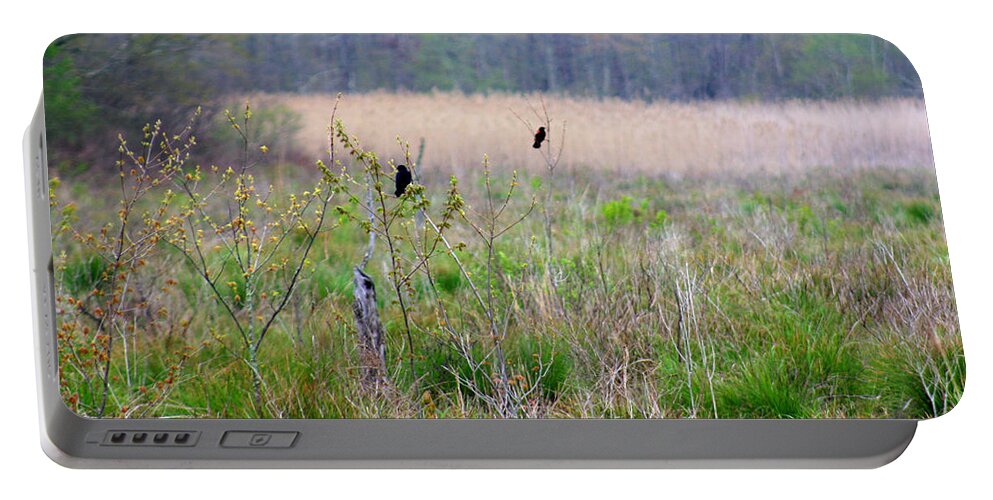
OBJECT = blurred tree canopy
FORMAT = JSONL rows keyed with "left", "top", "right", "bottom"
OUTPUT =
{"left": 43, "top": 34, "right": 922, "bottom": 159}
{"left": 229, "top": 34, "right": 922, "bottom": 99}
{"left": 46, "top": 35, "right": 241, "bottom": 140}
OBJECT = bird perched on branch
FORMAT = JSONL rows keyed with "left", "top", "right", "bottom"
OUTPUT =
{"left": 394, "top": 164, "right": 412, "bottom": 197}
{"left": 533, "top": 126, "right": 546, "bottom": 149}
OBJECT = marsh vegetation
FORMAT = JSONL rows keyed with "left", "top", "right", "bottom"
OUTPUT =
{"left": 49, "top": 92, "right": 962, "bottom": 419}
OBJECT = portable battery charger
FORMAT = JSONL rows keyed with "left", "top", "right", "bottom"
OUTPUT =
{"left": 26, "top": 34, "right": 962, "bottom": 468}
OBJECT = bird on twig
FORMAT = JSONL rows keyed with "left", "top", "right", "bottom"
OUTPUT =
{"left": 394, "top": 164, "right": 412, "bottom": 197}
{"left": 533, "top": 126, "right": 546, "bottom": 149}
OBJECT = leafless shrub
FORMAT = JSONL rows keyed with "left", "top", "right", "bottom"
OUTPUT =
{"left": 51, "top": 113, "right": 200, "bottom": 416}
{"left": 163, "top": 99, "right": 344, "bottom": 416}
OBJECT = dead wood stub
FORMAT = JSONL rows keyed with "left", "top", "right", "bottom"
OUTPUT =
{"left": 352, "top": 266, "right": 387, "bottom": 387}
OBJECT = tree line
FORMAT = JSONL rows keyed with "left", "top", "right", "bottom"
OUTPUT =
{"left": 44, "top": 34, "right": 922, "bottom": 155}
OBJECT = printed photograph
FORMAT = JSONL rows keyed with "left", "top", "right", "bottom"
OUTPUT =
{"left": 44, "top": 34, "right": 963, "bottom": 419}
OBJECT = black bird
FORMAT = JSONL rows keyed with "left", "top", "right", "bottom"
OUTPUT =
{"left": 533, "top": 126, "right": 546, "bottom": 149}
{"left": 394, "top": 164, "right": 412, "bottom": 197}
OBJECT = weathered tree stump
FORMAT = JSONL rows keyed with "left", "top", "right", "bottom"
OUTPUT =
{"left": 352, "top": 266, "right": 387, "bottom": 388}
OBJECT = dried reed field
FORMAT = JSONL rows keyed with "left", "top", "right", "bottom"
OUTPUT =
{"left": 256, "top": 92, "right": 934, "bottom": 176}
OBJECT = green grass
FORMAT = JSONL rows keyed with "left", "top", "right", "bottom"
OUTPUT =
{"left": 61, "top": 253, "right": 107, "bottom": 295}
{"left": 51, "top": 166, "right": 963, "bottom": 419}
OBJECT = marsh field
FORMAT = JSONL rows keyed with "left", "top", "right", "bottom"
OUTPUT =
{"left": 49, "top": 92, "right": 963, "bottom": 420}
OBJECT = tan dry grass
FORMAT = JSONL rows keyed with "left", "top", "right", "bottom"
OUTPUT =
{"left": 246, "top": 91, "right": 933, "bottom": 177}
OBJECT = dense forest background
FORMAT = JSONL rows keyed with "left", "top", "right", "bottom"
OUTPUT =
{"left": 44, "top": 34, "right": 922, "bottom": 157}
